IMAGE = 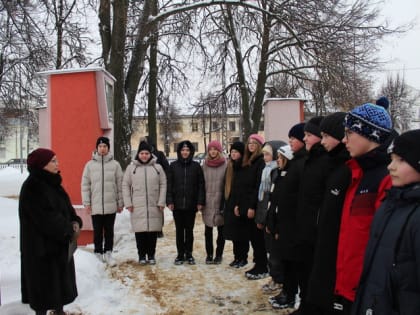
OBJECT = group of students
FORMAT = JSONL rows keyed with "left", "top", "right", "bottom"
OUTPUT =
{"left": 18, "top": 98, "right": 420, "bottom": 314}
{"left": 225, "top": 99, "right": 420, "bottom": 315}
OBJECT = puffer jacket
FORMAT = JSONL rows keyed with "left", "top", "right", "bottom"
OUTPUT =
{"left": 352, "top": 184, "right": 420, "bottom": 315}
{"left": 166, "top": 140, "right": 205, "bottom": 210}
{"left": 122, "top": 158, "right": 167, "bottom": 232}
{"left": 81, "top": 152, "right": 123, "bottom": 215}
{"left": 201, "top": 157, "right": 227, "bottom": 227}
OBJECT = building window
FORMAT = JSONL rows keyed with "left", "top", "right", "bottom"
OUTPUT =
{"left": 211, "top": 121, "right": 218, "bottom": 131}
{"left": 192, "top": 142, "right": 199, "bottom": 152}
{"left": 192, "top": 122, "right": 198, "bottom": 132}
{"left": 229, "top": 121, "right": 236, "bottom": 131}
{"left": 259, "top": 121, "right": 264, "bottom": 131}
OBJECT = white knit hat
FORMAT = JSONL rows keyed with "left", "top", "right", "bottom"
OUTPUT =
{"left": 277, "top": 145, "right": 294, "bottom": 160}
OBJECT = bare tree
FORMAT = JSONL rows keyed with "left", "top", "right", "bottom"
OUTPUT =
{"left": 379, "top": 73, "right": 417, "bottom": 132}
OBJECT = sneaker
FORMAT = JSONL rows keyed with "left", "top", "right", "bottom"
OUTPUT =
{"left": 174, "top": 255, "right": 184, "bottom": 265}
{"left": 262, "top": 279, "right": 283, "bottom": 293}
{"left": 94, "top": 252, "right": 104, "bottom": 262}
{"left": 235, "top": 259, "right": 248, "bottom": 268}
{"left": 139, "top": 256, "right": 147, "bottom": 265}
{"left": 246, "top": 267, "right": 269, "bottom": 280}
{"left": 213, "top": 256, "right": 222, "bottom": 264}
{"left": 229, "top": 259, "right": 239, "bottom": 267}
{"left": 186, "top": 256, "right": 196, "bottom": 265}
{"left": 269, "top": 292, "right": 295, "bottom": 309}
{"left": 104, "top": 251, "right": 116, "bottom": 267}
{"left": 205, "top": 256, "right": 213, "bottom": 264}
{"left": 148, "top": 256, "right": 156, "bottom": 265}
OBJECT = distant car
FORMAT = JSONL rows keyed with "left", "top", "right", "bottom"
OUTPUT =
{"left": 1, "top": 158, "right": 27, "bottom": 165}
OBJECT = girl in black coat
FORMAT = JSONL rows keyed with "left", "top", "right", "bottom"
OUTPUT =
{"left": 19, "top": 148, "right": 82, "bottom": 315}
{"left": 223, "top": 141, "right": 249, "bottom": 267}
{"left": 242, "top": 134, "right": 267, "bottom": 280}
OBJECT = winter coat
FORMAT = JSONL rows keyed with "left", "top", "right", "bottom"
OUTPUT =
{"left": 123, "top": 158, "right": 167, "bottom": 232}
{"left": 295, "top": 142, "right": 330, "bottom": 260}
{"left": 335, "top": 147, "right": 392, "bottom": 302}
{"left": 201, "top": 158, "right": 227, "bottom": 227}
{"left": 255, "top": 140, "right": 286, "bottom": 225}
{"left": 352, "top": 184, "right": 420, "bottom": 315}
{"left": 224, "top": 154, "right": 264, "bottom": 241}
{"left": 306, "top": 143, "right": 351, "bottom": 310}
{"left": 19, "top": 169, "right": 82, "bottom": 311}
{"left": 266, "top": 146, "right": 306, "bottom": 260}
{"left": 81, "top": 152, "right": 123, "bottom": 215}
{"left": 166, "top": 141, "right": 205, "bottom": 210}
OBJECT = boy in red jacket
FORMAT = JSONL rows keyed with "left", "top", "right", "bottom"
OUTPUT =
{"left": 333, "top": 103, "right": 394, "bottom": 314}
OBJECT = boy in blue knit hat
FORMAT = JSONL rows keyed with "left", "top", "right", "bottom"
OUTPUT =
{"left": 333, "top": 103, "right": 395, "bottom": 315}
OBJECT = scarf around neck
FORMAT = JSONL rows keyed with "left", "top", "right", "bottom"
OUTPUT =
{"left": 258, "top": 160, "right": 277, "bottom": 201}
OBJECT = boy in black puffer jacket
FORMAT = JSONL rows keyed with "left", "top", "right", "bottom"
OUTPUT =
{"left": 352, "top": 129, "right": 420, "bottom": 315}
{"left": 167, "top": 140, "right": 205, "bottom": 265}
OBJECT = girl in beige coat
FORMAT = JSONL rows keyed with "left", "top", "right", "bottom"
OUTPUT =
{"left": 201, "top": 140, "right": 227, "bottom": 264}
{"left": 123, "top": 141, "right": 167, "bottom": 265}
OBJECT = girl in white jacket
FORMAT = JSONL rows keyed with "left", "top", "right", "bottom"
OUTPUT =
{"left": 123, "top": 141, "right": 167, "bottom": 264}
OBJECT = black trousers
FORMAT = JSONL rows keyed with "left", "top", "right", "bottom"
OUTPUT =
{"left": 173, "top": 209, "right": 196, "bottom": 257}
{"left": 250, "top": 224, "right": 268, "bottom": 271}
{"left": 205, "top": 225, "right": 225, "bottom": 258}
{"left": 232, "top": 240, "right": 249, "bottom": 261}
{"left": 91, "top": 213, "right": 116, "bottom": 253}
{"left": 135, "top": 232, "right": 158, "bottom": 259}
{"left": 268, "top": 236, "right": 285, "bottom": 284}
{"left": 294, "top": 244, "right": 315, "bottom": 313}
{"left": 282, "top": 259, "right": 299, "bottom": 303}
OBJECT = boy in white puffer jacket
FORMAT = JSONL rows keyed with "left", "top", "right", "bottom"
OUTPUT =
{"left": 81, "top": 136, "right": 124, "bottom": 266}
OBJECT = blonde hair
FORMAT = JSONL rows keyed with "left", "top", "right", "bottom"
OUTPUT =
{"left": 224, "top": 159, "right": 234, "bottom": 199}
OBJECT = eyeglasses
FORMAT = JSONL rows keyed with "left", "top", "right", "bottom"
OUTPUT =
{"left": 344, "top": 129, "right": 354, "bottom": 139}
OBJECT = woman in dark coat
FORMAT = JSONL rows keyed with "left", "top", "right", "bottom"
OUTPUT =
{"left": 19, "top": 148, "right": 82, "bottom": 315}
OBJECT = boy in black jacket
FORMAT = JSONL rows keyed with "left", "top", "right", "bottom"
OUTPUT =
{"left": 167, "top": 140, "right": 205, "bottom": 265}
{"left": 352, "top": 130, "right": 420, "bottom": 315}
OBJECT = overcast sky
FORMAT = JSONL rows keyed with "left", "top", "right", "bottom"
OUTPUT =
{"left": 376, "top": 0, "right": 420, "bottom": 91}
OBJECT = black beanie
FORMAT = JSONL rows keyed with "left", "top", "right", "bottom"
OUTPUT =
{"left": 137, "top": 140, "right": 152, "bottom": 153}
{"left": 388, "top": 129, "right": 420, "bottom": 172}
{"left": 230, "top": 141, "right": 245, "bottom": 156}
{"left": 320, "top": 112, "right": 346, "bottom": 141}
{"left": 304, "top": 116, "right": 324, "bottom": 138}
{"left": 288, "top": 122, "right": 305, "bottom": 143}
{"left": 96, "top": 136, "right": 110, "bottom": 149}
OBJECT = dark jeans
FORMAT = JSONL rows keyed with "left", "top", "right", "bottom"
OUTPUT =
{"left": 282, "top": 259, "right": 299, "bottom": 304}
{"left": 205, "top": 225, "right": 225, "bottom": 258}
{"left": 173, "top": 209, "right": 196, "bottom": 257}
{"left": 233, "top": 240, "right": 249, "bottom": 261}
{"left": 250, "top": 224, "right": 268, "bottom": 271}
{"left": 135, "top": 232, "right": 158, "bottom": 259}
{"left": 92, "top": 213, "right": 116, "bottom": 253}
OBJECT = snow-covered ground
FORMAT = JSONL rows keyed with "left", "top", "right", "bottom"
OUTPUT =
{"left": 0, "top": 167, "right": 293, "bottom": 315}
